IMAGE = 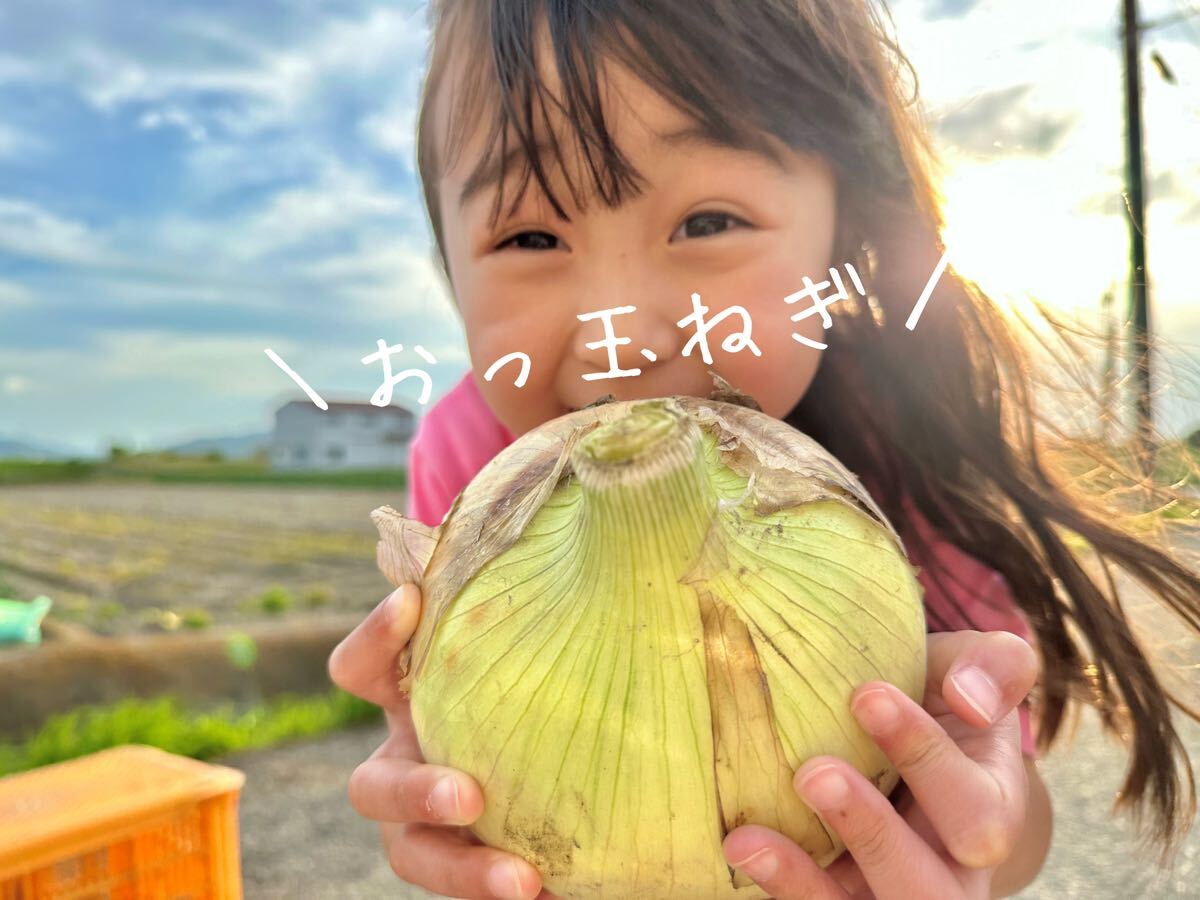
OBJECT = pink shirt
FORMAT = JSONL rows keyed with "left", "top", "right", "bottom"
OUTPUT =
{"left": 407, "top": 371, "right": 1038, "bottom": 758}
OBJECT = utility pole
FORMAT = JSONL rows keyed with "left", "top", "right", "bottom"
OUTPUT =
{"left": 1121, "top": 0, "right": 1154, "bottom": 476}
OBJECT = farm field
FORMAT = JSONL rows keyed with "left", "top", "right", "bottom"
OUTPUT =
{"left": 0, "top": 482, "right": 404, "bottom": 638}
{"left": 1, "top": 480, "right": 1198, "bottom": 896}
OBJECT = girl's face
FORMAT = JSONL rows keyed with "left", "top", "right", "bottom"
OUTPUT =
{"left": 434, "top": 49, "right": 838, "bottom": 437}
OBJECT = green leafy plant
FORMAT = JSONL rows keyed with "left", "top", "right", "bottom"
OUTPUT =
{"left": 181, "top": 608, "right": 213, "bottom": 629}
{"left": 257, "top": 585, "right": 292, "bottom": 614}
{"left": 0, "top": 689, "right": 381, "bottom": 777}
{"left": 224, "top": 631, "right": 258, "bottom": 669}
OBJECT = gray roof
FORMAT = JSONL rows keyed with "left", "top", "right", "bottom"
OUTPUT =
{"left": 275, "top": 399, "right": 414, "bottom": 417}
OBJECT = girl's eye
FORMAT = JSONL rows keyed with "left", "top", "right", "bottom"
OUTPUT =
{"left": 672, "top": 210, "right": 747, "bottom": 241}
{"left": 493, "top": 210, "right": 748, "bottom": 252}
{"left": 496, "top": 230, "right": 561, "bottom": 252}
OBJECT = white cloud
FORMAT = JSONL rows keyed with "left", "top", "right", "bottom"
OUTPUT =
{"left": 0, "top": 336, "right": 294, "bottom": 451}
{"left": 0, "top": 278, "right": 34, "bottom": 309}
{"left": 94, "top": 330, "right": 294, "bottom": 397}
{"left": 0, "top": 158, "right": 432, "bottom": 322}
{"left": 296, "top": 233, "right": 462, "bottom": 326}
{"left": 179, "top": 131, "right": 345, "bottom": 199}
{"left": 0, "top": 122, "right": 44, "bottom": 159}
{"left": 894, "top": 2, "right": 1200, "bottom": 308}
{"left": 359, "top": 39, "right": 425, "bottom": 171}
{"left": 18, "top": 7, "right": 428, "bottom": 137}
{"left": 882, "top": 0, "right": 1200, "bottom": 441}
{"left": 0, "top": 2, "right": 441, "bottom": 327}
{"left": 893, "top": 1, "right": 1118, "bottom": 105}
{"left": 138, "top": 106, "right": 208, "bottom": 142}
{"left": 297, "top": 231, "right": 440, "bottom": 285}
{"left": 0, "top": 198, "right": 125, "bottom": 267}
{"left": 230, "top": 162, "right": 412, "bottom": 259}
{"left": 1, "top": 374, "right": 31, "bottom": 395}
{"left": 361, "top": 100, "right": 417, "bottom": 168}
{"left": 0, "top": 54, "right": 33, "bottom": 84}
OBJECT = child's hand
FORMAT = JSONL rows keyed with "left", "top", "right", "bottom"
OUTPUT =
{"left": 722, "top": 630, "right": 1040, "bottom": 899}
{"left": 328, "top": 585, "right": 553, "bottom": 900}
{"left": 331, "top": 591, "right": 1035, "bottom": 900}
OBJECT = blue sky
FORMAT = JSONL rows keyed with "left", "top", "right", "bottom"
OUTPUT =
{"left": 0, "top": 0, "right": 1197, "bottom": 454}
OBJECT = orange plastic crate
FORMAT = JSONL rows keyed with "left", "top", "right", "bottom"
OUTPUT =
{"left": 0, "top": 744, "right": 245, "bottom": 899}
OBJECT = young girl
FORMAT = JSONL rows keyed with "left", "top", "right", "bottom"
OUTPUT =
{"left": 329, "top": 1, "right": 1200, "bottom": 897}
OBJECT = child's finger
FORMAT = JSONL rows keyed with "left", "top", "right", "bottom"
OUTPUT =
{"left": 348, "top": 755, "right": 483, "bottom": 826}
{"left": 384, "top": 823, "right": 543, "bottom": 900}
{"left": 722, "top": 824, "right": 852, "bottom": 900}
{"left": 925, "top": 630, "right": 1039, "bottom": 725}
{"left": 792, "top": 758, "right": 965, "bottom": 900}
{"left": 327, "top": 583, "right": 421, "bottom": 712}
{"left": 850, "top": 679, "right": 1027, "bottom": 869}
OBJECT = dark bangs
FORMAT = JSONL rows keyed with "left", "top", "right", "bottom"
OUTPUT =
{"left": 417, "top": 0, "right": 917, "bottom": 264}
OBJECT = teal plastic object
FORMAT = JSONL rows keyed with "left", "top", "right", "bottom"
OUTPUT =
{"left": 0, "top": 595, "right": 53, "bottom": 645}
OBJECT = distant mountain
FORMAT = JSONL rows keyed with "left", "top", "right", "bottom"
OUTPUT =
{"left": 0, "top": 436, "right": 83, "bottom": 460}
{"left": 164, "top": 431, "right": 272, "bottom": 459}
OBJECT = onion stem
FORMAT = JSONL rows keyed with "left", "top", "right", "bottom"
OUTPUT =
{"left": 572, "top": 401, "right": 719, "bottom": 576}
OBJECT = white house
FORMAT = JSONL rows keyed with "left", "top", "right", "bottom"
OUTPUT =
{"left": 269, "top": 400, "right": 416, "bottom": 471}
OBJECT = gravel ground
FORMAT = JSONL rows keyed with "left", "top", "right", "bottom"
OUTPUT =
{"left": 221, "top": 704, "right": 1200, "bottom": 899}
{"left": 219, "top": 722, "right": 422, "bottom": 900}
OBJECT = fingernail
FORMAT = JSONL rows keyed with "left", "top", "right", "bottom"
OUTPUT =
{"left": 486, "top": 859, "right": 529, "bottom": 900}
{"left": 852, "top": 688, "right": 900, "bottom": 734}
{"left": 730, "top": 847, "right": 778, "bottom": 881}
{"left": 385, "top": 585, "right": 413, "bottom": 638}
{"left": 429, "top": 774, "right": 462, "bottom": 822}
{"left": 951, "top": 666, "right": 1003, "bottom": 724}
{"left": 797, "top": 764, "right": 848, "bottom": 809}
{"left": 378, "top": 587, "right": 399, "bottom": 617}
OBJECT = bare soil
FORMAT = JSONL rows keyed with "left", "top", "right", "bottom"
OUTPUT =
{"left": 0, "top": 482, "right": 403, "bottom": 639}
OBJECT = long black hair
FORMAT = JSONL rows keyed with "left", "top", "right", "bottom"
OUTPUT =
{"left": 414, "top": 0, "right": 1200, "bottom": 856}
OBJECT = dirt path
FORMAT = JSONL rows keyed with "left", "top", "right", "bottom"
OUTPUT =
{"left": 221, "top": 704, "right": 1200, "bottom": 899}
{"left": 219, "top": 721, "right": 430, "bottom": 900}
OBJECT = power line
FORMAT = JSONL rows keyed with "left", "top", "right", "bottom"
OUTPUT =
{"left": 1164, "top": 1, "right": 1200, "bottom": 45}
{"left": 1141, "top": 2, "right": 1200, "bottom": 32}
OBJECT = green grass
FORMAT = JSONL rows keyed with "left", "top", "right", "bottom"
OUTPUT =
{"left": 0, "top": 456, "right": 406, "bottom": 489}
{"left": 0, "top": 688, "right": 382, "bottom": 777}
{"left": 105, "top": 463, "right": 408, "bottom": 488}
{"left": 0, "top": 460, "right": 98, "bottom": 484}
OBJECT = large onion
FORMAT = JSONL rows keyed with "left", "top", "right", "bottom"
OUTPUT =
{"left": 372, "top": 380, "right": 927, "bottom": 900}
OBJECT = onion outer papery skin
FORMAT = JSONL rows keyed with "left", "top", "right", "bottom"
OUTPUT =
{"left": 372, "top": 388, "right": 927, "bottom": 900}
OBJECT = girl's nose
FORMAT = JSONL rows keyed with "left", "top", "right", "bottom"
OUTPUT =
{"left": 571, "top": 299, "right": 685, "bottom": 376}
{"left": 569, "top": 246, "right": 689, "bottom": 375}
